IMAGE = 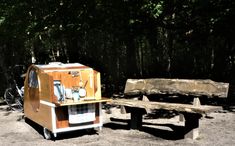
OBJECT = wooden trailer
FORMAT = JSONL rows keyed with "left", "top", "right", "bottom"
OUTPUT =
{"left": 24, "top": 62, "right": 110, "bottom": 139}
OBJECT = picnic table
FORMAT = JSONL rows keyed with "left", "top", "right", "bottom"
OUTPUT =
{"left": 109, "top": 78, "right": 229, "bottom": 139}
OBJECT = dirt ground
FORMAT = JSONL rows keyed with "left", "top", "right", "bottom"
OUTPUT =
{"left": 0, "top": 103, "right": 235, "bottom": 146}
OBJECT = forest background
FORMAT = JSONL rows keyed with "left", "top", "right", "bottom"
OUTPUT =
{"left": 1, "top": 0, "right": 235, "bottom": 98}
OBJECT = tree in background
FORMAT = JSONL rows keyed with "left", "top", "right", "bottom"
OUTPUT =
{"left": 1, "top": 0, "right": 235, "bottom": 96}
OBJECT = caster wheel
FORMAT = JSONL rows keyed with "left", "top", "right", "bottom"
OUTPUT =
{"left": 43, "top": 127, "right": 52, "bottom": 140}
{"left": 86, "top": 128, "right": 95, "bottom": 134}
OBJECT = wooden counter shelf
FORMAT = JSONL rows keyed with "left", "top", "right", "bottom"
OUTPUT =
{"left": 54, "top": 97, "right": 112, "bottom": 106}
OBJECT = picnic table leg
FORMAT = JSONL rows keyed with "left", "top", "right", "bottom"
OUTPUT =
{"left": 179, "top": 114, "right": 185, "bottom": 122}
{"left": 120, "top": 105, "right": 127, "bottom": 114}
{"left": 130, "top": 108, "right": 145, "bottom": 130}
{"left": 183, "top": 113, "right": 202, "bottom": 139}
{"left": 179, "top": 97, "right": 201, "bottom": 122}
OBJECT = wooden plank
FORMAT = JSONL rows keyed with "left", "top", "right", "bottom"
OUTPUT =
{"left": 94, "top": 71, "right": 102, "bottom": 100}
{"left": 56, "top": 106, "right": 69, "bottom": 128}
{"left": 39, "top": 73, "right": 54, "bottom": 102}
{"left": 24, "top": 102, "right": 53, "bottom": 131}
{"left": 124, "top": 78, "right": 229, "bottom": 98}
{"left": 110, "top": 99, "right": 222, "bottom": 114}
{"left": 54, "top": 97, "right": 112, "bottom": 106}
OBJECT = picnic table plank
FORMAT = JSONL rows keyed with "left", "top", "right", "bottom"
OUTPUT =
{"left": 124, "top": 78, "right": 229, "bottom": 98}
{"left": 110, "top": 99, "right": 222, "bottom": 114}
{"left": 110, "top": 99, "right": 222, "bottom": 139}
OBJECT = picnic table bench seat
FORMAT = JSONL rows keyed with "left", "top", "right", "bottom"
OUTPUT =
{"left": 109, "top": 78, "right": 229, "bottom": 139}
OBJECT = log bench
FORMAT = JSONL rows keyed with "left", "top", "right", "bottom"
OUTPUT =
{"left": 109, "top": 78, "right": 229, "bottom": 139}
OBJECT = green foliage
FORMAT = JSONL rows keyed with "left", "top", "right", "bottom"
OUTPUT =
{"left": 142, "top": 0, "right": 163, "bottom": 18}
{"left": 1, "top": 0, "right": 235, "bottom": 96}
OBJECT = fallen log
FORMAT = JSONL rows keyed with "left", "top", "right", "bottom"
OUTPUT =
{"left": 124, "top": 78, "right": 229, "bottom": 98}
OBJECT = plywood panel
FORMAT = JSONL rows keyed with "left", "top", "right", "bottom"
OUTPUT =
{"left": 93, "top": 103, "right": 100, "bottom": 124}
{"left": 61, "top": 72, "right": 80, "bottom": 88}
{"left": 39, "top": 73, "right": 54, "bottom": 102}
{"left": 47, "top": 72, "right": 61, "bottom": 80}
{"left": 24, "top": 101, "right": 53, "bottom": 131}
{"left": 56, "top": 106, "right": 69, "bottom": 128}
{"left": 79, "top": 69, "right": 95, "bottom": 98}
{"left": 24, "top": 67, "right": 53, "bottom": 130}
{"left": 94, "top": 71, "right": 101, "bottom": 100}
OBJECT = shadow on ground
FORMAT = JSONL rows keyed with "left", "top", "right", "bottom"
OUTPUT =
{"left": 104, "top": 117, "right": 185, "bottom": 140}
{"left": 24, "top": 118, "right": 98, "bottom": 141}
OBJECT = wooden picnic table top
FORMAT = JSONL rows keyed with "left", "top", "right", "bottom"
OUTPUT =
{"left": 54, "top": 97, "right": 111, "bottom": 106}
{"left": 110, "top": 99, "right": 222, "bottom": 114}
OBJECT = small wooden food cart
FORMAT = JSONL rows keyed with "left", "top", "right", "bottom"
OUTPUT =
{"left": 24, "top": 62, "right": 110, "bottom": 139}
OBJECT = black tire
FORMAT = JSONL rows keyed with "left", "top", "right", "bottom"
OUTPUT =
{"left": 4, "top": 88, "right": 15, "bottom": 108}
{"left": 13, "top": 96, "right": 23, "bottom": 112}
{"left": 43, "top": 128, "right": 53, "bottom": 140}
{"left": 4, "top": 88, "right": 23, "bottom": 111}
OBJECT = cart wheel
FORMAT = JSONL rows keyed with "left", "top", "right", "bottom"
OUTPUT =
{"left": 43, "top": 128, "right": 52, "bottom": 140}
{"left": 4, "top": 88, "right": 23, "bottom": 112}
{"left": 4, "top": 88, "right": 15, "bottom": 108}
{"left": 86, "top": 128, "right": 95, "bottom": 133}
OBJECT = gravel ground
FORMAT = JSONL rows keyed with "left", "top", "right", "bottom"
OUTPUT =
{"left": 0, "top": 103, "right": 235, "bottom": 146}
